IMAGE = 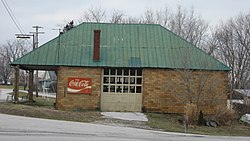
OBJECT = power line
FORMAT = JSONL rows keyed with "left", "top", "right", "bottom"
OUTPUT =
{"left": 3, "top": 0, "right": 25, "bottom": 33}
{"left": 43, "top": 27, "right": 61, "bottom": 31}
{"left": 1, "top": 0, "right": 33, "bottom": 45}
{"left": 1, "top": 0, "right": 24, "bottom": 34}
{"left": 43, "top": 27, "right": 62, "bottom": 35}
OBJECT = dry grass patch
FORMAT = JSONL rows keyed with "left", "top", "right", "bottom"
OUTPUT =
{"left": 0, "top": 97, "right": 102, "bottom": 123}
{"left": 146, "top": 113, "right": 250, "bottom": 136}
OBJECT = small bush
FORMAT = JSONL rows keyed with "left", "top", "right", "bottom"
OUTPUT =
{"left": 184, "top": 103, "right": 197, "bottom": 125}
{"left": 212, "top": 107, "right": 237, "bottom": 125}
{"left": 198, "top": 110, "right": 205, "bottom": 126}
{"left": 233, "top": 103, "right": 250, "bottom": 117}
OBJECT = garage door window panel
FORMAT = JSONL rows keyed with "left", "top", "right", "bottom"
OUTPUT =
{"left": 102, "top": 68, "right": 142, "bottom": 94}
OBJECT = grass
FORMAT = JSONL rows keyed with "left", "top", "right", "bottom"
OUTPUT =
{"left": 146, "top": 113, "right": 184, "bottom": 132}
{"left": 146, "top": 113, "right": 250, "bottom": 136}
{"left": 23, "top": 96, "right": 55, "bottom": 108}
{"left": 0, "top": 85, "right": 24, "bottom": 90}
{"left": 0, "top": 96, "right": 102, "bottom": 123}
{"left": 7, "top": 91, "right": 28, "bottom": 98}
{"left": 0, "top": 86, "right": 101, "bottom": 122}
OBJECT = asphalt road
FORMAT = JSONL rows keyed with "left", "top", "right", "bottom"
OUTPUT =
{"left": 0, "top": 114, "right": 250, "bottom": 141}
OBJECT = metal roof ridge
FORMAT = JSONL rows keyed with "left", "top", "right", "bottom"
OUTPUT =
{"left": 80, "top": 22, "right": 161, "bottom": 26}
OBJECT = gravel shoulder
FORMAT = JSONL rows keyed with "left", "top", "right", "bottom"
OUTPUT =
{"left": 93, "top": 118, "right": 152, "bottom": 130}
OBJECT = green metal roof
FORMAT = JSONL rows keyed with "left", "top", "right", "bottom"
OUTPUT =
{"left": 11, "top": 22, "right": 230, "bottom": 71}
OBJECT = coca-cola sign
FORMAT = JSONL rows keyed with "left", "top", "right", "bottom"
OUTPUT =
{"left": 67, "top": 78, "right": 92, "bottom": 94}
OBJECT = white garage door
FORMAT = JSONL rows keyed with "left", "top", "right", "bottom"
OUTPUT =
{"left": 101, "top": 68, "right": 142, "bottom": 112}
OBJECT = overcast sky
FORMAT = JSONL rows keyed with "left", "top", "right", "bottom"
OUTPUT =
{"left": 1, "top": 0, "right": 250, "bottom": 45}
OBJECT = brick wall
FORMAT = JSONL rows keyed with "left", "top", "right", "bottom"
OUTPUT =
{"left": 142, "top": 69, "right": 229, "bottom": 114}
{"left": 56, "top": 67, "right": 101, "bottom": 111}
{"left": 56, "top": 66, "right": 229, "bottom": 114}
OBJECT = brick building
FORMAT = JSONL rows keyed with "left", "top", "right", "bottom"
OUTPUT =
{"left": 11, "top": 23, "right": 230, "bottom": 114}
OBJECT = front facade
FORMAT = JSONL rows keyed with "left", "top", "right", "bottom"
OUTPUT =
{"left": 56, "top": 66, "right": 228, "bottom": 114}
{"left": 12, "top": 23, "right": 230, "bottom": 114}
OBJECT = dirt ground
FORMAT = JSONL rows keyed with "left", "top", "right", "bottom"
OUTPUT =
{"left": 93, "top": 118, "right": 152, "bottom": 129}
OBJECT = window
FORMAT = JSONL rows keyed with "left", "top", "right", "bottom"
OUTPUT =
{"left": 103, "top": 85, "right": 109, "bottom": 92}
{"left": 102, "top": 68, "right": 143, "bottom": 94}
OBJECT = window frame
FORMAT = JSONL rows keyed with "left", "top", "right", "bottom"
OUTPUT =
{"left": 101, "top": 68, "right": 143, "bottom": 94}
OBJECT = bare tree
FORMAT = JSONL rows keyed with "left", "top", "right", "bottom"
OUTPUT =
{"left": 0, "top": 56, "right": 12, "bottom": 84}
{"left": 138, "top": 6, "right": 208, "bottom": 49}
{"left": 155, "top": 7, "right": 170, "bottom": 26}
{"left": 76, "top": 5, "right": 208, "bottom": 51}
{"left": 122, "top": 17, "right": 143, "bottom": 24}
{"left": 171, "top": 47, "right": 225, "bottom": 112}
{"left": 142, "top": 8, "right": 155, "bottom": 24}
{"left": 109, "top": 9, "right": 125, "bottom": 23}
{"left": 175, "top": 69, "right": 224, "bottom": 112}
{"left": 213, "top": 13, "right": 250, "bottom": 89}
{"left": 79, "top": 7, "right": 106, "bottom": 23}
{"left": 140, "top": 7, "right": 170, "bottom": 25}
{"left": 0, "top": 39, "right": 29, "bottom": 85}
{"left": 168, "top": 6, "right": 208, "bottom": 48}
{"left": 203, "top": 30, "right": 220, "bottom": 56}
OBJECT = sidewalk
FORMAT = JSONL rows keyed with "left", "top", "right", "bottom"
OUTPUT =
{"left": 0, "top": 89, "right": 13, "bottom": 101}
{"left": 101, "top": 112, "right": 148, "bottom": 122}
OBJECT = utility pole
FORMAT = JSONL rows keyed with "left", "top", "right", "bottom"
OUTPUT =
{"left": 15, "top": 33, "right": 34, "bottom": 102}
{"left": 30, "top": 26, "right": 44, "bottom": 97}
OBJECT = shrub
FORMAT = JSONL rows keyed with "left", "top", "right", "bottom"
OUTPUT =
{"left": 233, "top": 103, "right": 250, "bottom": 117}
{"left": 198, "top": 110, "right": 205, "bottom": 126}
{"left": 184, "top": 103, "right": 197, "bottom": 125}
{"left": 212, "top": 107, "right": 237, "bottom": 125}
